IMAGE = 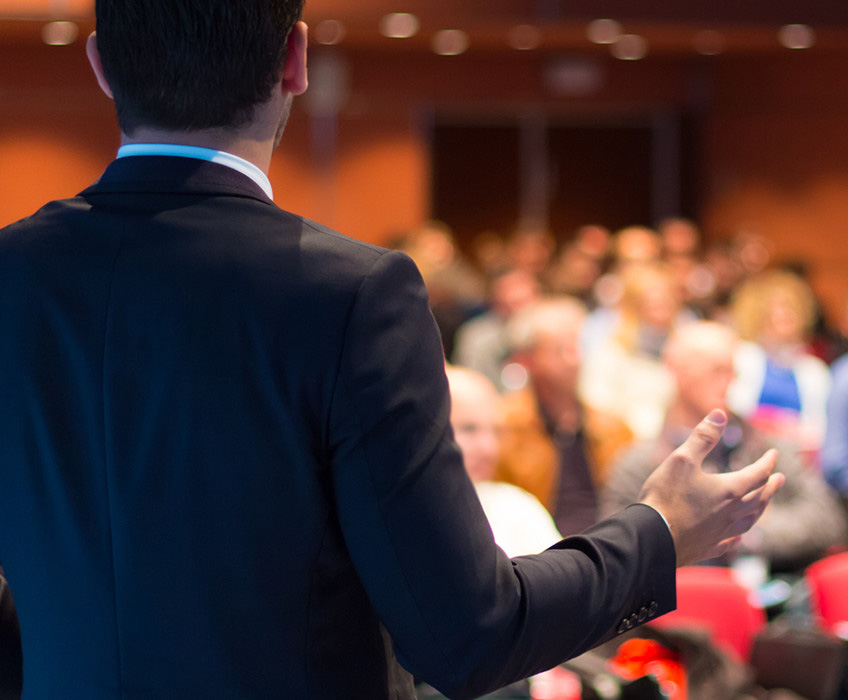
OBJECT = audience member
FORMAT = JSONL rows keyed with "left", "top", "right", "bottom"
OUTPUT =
{"left": 505, "top": 225, "right": 556, "bottom": 279}
{"left": 445, "top": 365, "right": 561, "bottom": 557}
{"left": 727, "top": 269, "right": 831, "bottom": 453}
{"left": 701, "top": 233, "right": 773, "bottom": 325}
{"left": 452, "top": 268, "right": 541, "bottom": 391}
{"left": 581, "top": 225, "right": 665, "bottom": 356}
{"left": 658, "top": 217, "right": 715, "bottom": 318}
{"left": 822, "top": 352, "right": 848, "bottom": 501}
{"left": 496, "top": 297, "right": 633, "bottom": 535}
{"left": 545, "top": 226, "right": 611, "bottom": 308}
{"left": 612, "top": 225, "right": 663, "bottom": 267}
{"left": 580, "top": 262, "right": 693, "bottom": 441}
{"left": 468, "top": 230, "right": 508, "bottom": 278}
{"left": 602, "top": 322, "right": 846, "bottom": 573}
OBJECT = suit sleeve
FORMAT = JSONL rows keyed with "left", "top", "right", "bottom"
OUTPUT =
{"left": 328, "top": 250, "right": 676, "bottom": 699}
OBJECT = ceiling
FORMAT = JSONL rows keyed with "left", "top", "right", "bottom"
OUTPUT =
{"left": 1, "top": 0, "right": 847, "bottom": 55}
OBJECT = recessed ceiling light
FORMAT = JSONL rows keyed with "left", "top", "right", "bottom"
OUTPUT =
{"left": 587, "top": 19, "right": 622, "bottom": 45}
{"left": 42, "top": 21, "right": 78, "bottom": 46}
{"left": 779, "top": 24, "right": 815, "bottom": 49}
{"left": 379, "top": 13, "right": 420, "bottom": 39}
{"left": 508, "top": 24, "right": 541, "bottom": 51}
{"left": 314, "top": 19, "right": 346, "bottom": 46}
{"left": 612, "top": 34, "right": 647, "bottom": 61}
{"left": 432, "top": 29, "right": 469, "bottom": 56}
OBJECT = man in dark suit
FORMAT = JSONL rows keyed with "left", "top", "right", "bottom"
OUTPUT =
{"left": 0, "top": 2, "right": 783, "bottom": 698}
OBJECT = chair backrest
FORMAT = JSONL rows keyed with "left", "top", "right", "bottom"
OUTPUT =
{"left": 650, "top": 566, "right": 767, "bottom": 662}
{"left": 805, "top": 551, "right": 848, "bottom": 636}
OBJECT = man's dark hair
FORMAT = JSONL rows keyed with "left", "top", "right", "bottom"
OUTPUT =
{"left": 94, "top": 0, "right": 304, "bottom": 134}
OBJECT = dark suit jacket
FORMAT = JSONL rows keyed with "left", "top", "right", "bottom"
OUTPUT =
{"left": 0, "top": 156, "right": 675, "bottom": 699}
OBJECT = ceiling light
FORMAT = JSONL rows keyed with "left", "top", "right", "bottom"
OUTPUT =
{"left": 41, "top": 20, "right": 78, "bottom": 46}
{"left": 314, "top": 19, "right": 346, "bottom": 46}
{"left": 379, "top": 13, "right": 420, "bottom": 39}
{"left": 508, "top": 24, "right": 541, "bottom": 51}
{"left": 432, "top": 30, "right": 469, "bottom": 56}
{"left": 612, "top": 34, "right": 647, "bottom": 61}
{"left": 779, "top": 24, "right": 815, "bottom": 49}
{"left": 587, "top": 19, "right": 622, "bottom": 45}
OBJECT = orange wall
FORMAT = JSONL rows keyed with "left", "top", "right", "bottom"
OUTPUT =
{"left": 702, "top": 51, "right": 848, "bottom": 322}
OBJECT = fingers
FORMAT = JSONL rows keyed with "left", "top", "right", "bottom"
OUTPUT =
{"left": 723, "top": 469, "right": 785, "bottom": 541}
{"left": 747, "top": 472, "right": 785, "bottom": 509}
{"left": 733, "top": 449, "right": 780, "bottom": 500}
{"left": 709, "top": 535, "right": 742, "bottom": 560}
{"left": 674, "top": 409, "right": 727, "bottom": 467}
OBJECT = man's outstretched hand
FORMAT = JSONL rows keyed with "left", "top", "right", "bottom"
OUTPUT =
{"left": 638, "top": 409, "right": 785, "bottom": 567}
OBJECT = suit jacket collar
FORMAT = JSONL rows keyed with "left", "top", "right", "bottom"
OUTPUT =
{"left": 81, "top": 155, "right": 274, "bottom": 205}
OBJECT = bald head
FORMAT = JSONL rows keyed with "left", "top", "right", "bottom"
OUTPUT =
{"left": 446, "top": 365, "right": 503, "bottom": 482}
{"left": 664, "top": 322, "right": 738, "bottom": 419}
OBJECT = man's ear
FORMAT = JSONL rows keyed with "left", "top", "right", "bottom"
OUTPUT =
{"left": 86, "top": 32, "right": 114, "bottom": 99}
{"left": 281, "top": 21, "right": 308, "bottom": 96}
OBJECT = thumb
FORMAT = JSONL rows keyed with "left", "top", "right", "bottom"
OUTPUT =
{"left": 675, "top": 409, "right": 727, "bottom": 467}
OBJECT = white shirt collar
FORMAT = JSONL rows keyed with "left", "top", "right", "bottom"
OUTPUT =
{"left": 116, "top": 143, "right": 273, "bottom": 200}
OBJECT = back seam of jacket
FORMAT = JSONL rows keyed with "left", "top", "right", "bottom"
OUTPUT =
{"left": 99, "top": 229, "right": 129, "bottom": 699}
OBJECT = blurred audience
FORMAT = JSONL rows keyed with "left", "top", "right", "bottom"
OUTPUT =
{"left": 601, "top": 321, "right": 846, "bottom": 574}
{"left": 445, "top": 364, "right": 561, "bottom": 557}
{"left": 726, "top": 269, "right": 831, "bottom": 454}
{"left": 495, "top": 297, "right": 633, "bottom": 536}
{"left": 400, "top": 214, "right": 847, "bottom": 584}
{"left": 581, "top": 225, "right": 666, "bottom": 356}
{"left": 451, "top": 268, "right": 541, "bottom": 391}
{"left": 612, "top": 225, "right": 663, "bottom": 267}
{"left": 546, "top": 225, "right": 610, "bottom": 307}
{"left": 580, "top": 262, "right": 694, "bottom": 441}
{"left": 658, "top": 217, "right": 716, "bottom": 318}
{"left": 468, "top": 230, "right": 508, "bottom": 279}
{"left": 703, "top": 232, "right": 773, "bottom": 324}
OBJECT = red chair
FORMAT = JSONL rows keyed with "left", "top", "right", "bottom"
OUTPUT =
{"left": 805, "top": 551, "right": 848, "bottom": 637}
{"left": 649, "top": 566, "right": 767, "bottom": 662}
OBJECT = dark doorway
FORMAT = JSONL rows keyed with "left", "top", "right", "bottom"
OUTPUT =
{"left": 547, "top": 122, "right": 653, "bottom": 236}
{"left": 431, "top": 113, "right": 690, "bottom": 250}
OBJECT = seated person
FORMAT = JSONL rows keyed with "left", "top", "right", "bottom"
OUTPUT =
{"left": 601, "top": 321, "right": 846, "bottom": 574}
{"left": 580, "top": 262, "right": 692, "bottom": 442}
{"left": 451, "top": 268, "right": 541, "bottom": 392}
{"left": 445, "top": 364, "right": 561, "bottom": 557}
{"left": 727, "top": 269, "right": 831, "bottom": 454}
{"left": 496, "top": 297, "right": 633, "bottom": 536}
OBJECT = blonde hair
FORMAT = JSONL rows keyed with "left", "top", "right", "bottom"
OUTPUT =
{"left": 614, "top": 262, "right": 679, "bottom": 352}
{"left": 730, "top": 269, "right": 816, "bottom": 342}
